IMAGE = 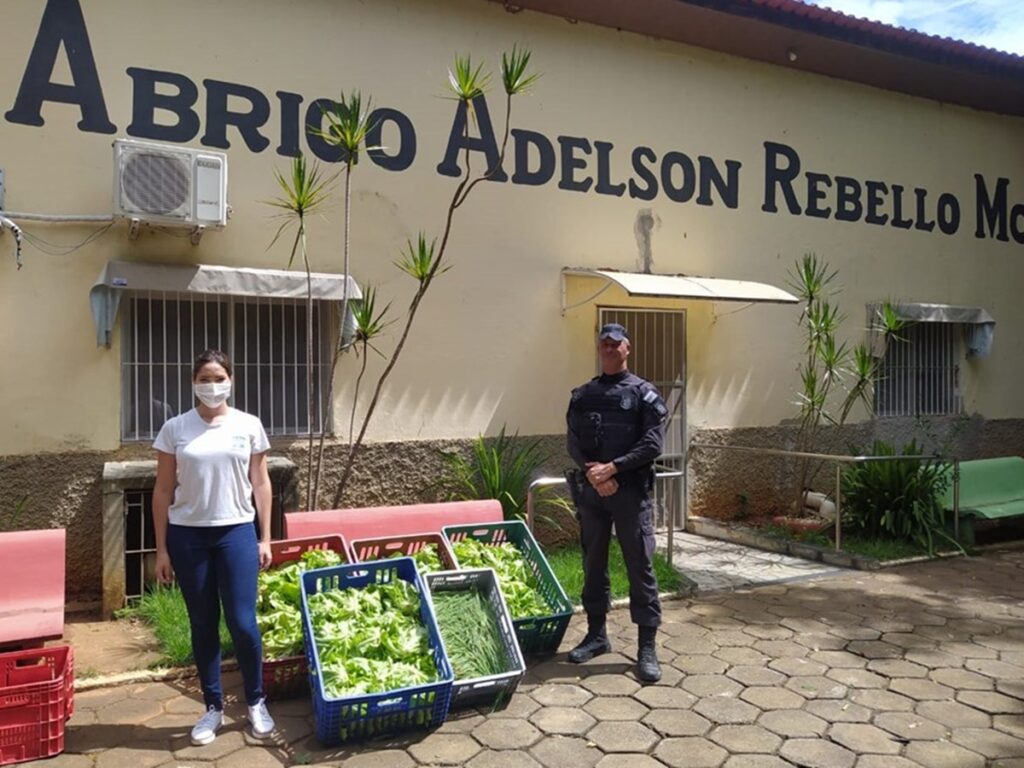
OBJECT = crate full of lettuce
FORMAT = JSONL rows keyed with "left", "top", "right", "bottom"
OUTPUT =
{"left": 443, "top": 520, "right": 573, "bottom": 655}
{"left": 256, "top": 537, "right": 349, "bottom": 698}
{"left": 300, "top": 558, "right": 453, "bottom": 745}
{"left": 351, "top": 532, "right": 457, "bottom": 573}
{"left": 426, "top": 568, "right": 526, "bottom": 711}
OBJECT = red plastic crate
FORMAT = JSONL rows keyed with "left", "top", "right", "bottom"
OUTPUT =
{"left": 0, "top": 646, "right": 73, "bottom": 767}
{"left": 350, "top": 532, "right": 458, "bottom": 572}
{"left": 262, "top": 536, "right": 350, "bottom": 700}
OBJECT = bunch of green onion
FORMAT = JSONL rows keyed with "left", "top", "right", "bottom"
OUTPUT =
{"left": 431, "top": 588, "right": 508, "bottom": 679}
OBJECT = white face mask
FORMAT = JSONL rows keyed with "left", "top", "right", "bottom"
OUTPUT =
{"left": 194, "top": 381, "right": 232, "bottom": 408}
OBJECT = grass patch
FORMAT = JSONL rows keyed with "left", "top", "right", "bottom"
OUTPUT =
{"left": 757, "top": 524, "right": 957, "bottom": 561}
{"left": 545, "top": 542, "right": 684, "bottom": 605}
{"left": 836, "top": 534, "right": 948, "bottom": 561}
{"left": 119, "top": 585, "right": 234, "bottom": 667}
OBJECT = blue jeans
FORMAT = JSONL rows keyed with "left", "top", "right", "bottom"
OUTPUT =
{"left": 166, "top": 522, "right": 263, "bottom": 709}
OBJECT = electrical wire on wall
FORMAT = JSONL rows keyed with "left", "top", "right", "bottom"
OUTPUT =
{"left": 0, "top": 216, "right": 24, "bottom": 269}
{"left": 0, "top": 212, "right": 117, "bottom": 267}
{"left": 710, "top": 301, "right": 755, "bottom": 324}
{"left": 20, "top": 222, "right": 115, "bottom": 256}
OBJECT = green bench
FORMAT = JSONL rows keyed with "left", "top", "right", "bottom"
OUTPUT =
{"left": 942, "top": 457, "right": 1024, "bottom": 543}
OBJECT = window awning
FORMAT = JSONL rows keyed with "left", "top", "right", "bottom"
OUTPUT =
{"left": 561, "top": 268, "right": 799, "bottom": 313}
{"left": 869, "top": 301, "right": 996, "bottom": 358}
{"left": 881, "top": 302, "right": 994, "bottom": 325}
{"left": 90, "top": 260, "right": 361, "bottom": 348}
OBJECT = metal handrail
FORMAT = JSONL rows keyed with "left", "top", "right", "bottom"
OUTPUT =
{"left": 526, "top": 465, "right": 688, "bottom": 567}
{"left": 525, "top": 477, "right": 569, "bottom": 532}
{"left": 689, "top": 443, "right": 944, "bottom": 463}
{"left": 688, "top": 442, "right": 961, "bottom": 550}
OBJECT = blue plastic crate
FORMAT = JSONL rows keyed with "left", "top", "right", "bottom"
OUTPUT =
{"left": 299, "top": 558, "right": 454, "bottom": 745}
{"left": 443, "top": 521, "right": 573, "bottom": 656}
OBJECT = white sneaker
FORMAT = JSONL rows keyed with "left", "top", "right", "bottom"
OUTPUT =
{"left": 248, "top": 697, "right": 275, "bottom": 738}
{"left": 190, "top": 706, "right": 223, "bottom": 746}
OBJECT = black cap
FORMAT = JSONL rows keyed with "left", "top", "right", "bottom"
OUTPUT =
{"left": 598, "top": 323, "right": 630, "bottom": 342}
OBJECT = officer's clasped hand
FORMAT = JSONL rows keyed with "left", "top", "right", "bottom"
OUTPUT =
{"left": 586, "top": 461, "right": 618, "bottom": 486}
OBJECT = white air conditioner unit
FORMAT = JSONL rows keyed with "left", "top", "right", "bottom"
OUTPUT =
{"left": 113, "top": 138, "right": 228, "bottom": 230}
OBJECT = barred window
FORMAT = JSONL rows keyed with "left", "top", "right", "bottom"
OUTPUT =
{"left": 874, "top": 322, "right": 963, "bottom": 417}
{"left": 121, "top": 293, "right": 333, "bottom": 441}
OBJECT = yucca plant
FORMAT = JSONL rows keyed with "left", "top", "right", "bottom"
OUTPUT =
{"left": 787, "top": 253, "right": 904, "bottom": 515}
{"left": 266, "top": 154, "right": 335, "bottom": 510}
{"left": 345, "top": 285, "right": 391, "bottom": 444}
{"left": 287, "top": 91, "right": 382, "bottom": 507}
{"left": 330, "top": 48, "right": 540, "bottom": 506}
{"left": 841, "top": 439, "right": 960, "bottom": 555}
{"left": 316, "top": 90, "right": 377, "bottom": 348}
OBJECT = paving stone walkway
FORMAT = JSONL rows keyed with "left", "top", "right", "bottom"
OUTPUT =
{"left": 657, "top": 530, "right": 842, "bottom": 593}
{"left": 53, "top": 547, "right": 1024, "bottom": 767}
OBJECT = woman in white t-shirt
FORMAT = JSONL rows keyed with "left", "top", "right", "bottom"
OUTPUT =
{"left": 153, "top": 350, "right": 276, "bottom": 746}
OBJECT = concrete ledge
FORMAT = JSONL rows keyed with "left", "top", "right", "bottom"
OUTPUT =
{"left": 684, "top": 515, "right": 965, "bottom": 571}
{"left": 821, "top": 550, "right": 855, "bottom": 568}
{"left": 76, "top": 659, "right": 239, "bottom": 692}
{"left": 686, "top": 517, "right": 789, "bottom": 554}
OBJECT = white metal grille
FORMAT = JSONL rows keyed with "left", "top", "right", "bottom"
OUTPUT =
{"left": 599, "top": 307, "right": 687, "bottom": 531}
{"left": 875, "top": 322, "right": 963, "bottom": 417}
{"left": 124, "top": 489, "right": 155, "bottom": 600}
{"left": 121, "top": 292, "right": 333, "bottom": 440}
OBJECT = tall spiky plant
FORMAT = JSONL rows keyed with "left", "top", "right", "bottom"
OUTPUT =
{"left": 319, "top": 91, "right": 376, "bottom": 345}
{"left": 307, "top": 91, "right": 378, "bottom": 507}
{"left": 330, "top": 48, "right": 540, "bottom": 506}
{"left": 346, "top": 285, "right": 392, "bottom": 444}
{"left": 266, "top": 154, "right": 334, "bottom": 511}
{"left": 787, "top": 253, "right": 904, "bottom": 514}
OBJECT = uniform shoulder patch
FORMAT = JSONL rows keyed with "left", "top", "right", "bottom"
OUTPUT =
{"left": 642, "top": 388, "right": 659, "bottom": 404}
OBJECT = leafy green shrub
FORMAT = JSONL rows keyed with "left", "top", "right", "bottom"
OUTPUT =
{"left": 442, "top": 425, "right": 557, "bottom": 521}
{"left": 840, "top": 439, "right": 958, "bottom": 555}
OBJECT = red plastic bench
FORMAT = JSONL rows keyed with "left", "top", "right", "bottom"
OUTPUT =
{"left": 0, "top": 529, "right": 66, "bottom": 646}
{"left": 283, "top": 500, "right": 503, "bottom": 543}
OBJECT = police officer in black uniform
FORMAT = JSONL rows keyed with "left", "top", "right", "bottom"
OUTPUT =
{"left": 565, "top": 322, "right": 667, "bottom": 683}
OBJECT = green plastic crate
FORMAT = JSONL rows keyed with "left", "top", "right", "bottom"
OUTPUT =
{"left": 442, "top": 521, "right": 573, "bottom": 656}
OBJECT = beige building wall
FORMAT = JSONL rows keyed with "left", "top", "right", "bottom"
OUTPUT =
{"left": 1, "top": 0, "right": 1023, "bottom": 459}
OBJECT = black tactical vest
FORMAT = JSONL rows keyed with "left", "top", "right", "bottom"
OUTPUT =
{"left": 572, "top": 378, "right": 644, "bottom": 464}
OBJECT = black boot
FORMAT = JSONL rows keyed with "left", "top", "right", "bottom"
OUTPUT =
{"left": 568, "top": 614, "right": 611, "bottom": 664}
{"left": 636, "top": 625, "right": 661, "bottom": 683}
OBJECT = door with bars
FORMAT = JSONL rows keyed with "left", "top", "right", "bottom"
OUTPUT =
{"left": 599, "top": 308, "right": 686, "bottom": 531}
